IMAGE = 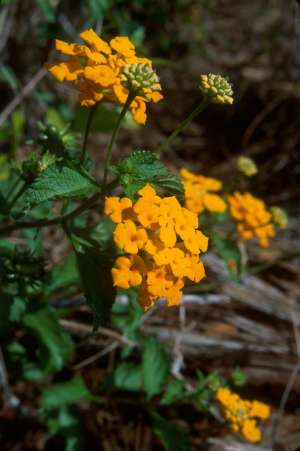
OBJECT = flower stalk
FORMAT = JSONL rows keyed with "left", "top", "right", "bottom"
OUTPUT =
{"left": 102, "top": 92, "right": 135, "bottom": 191}
{"left": 157, "top": 97, "right": 209, "bottom": 154}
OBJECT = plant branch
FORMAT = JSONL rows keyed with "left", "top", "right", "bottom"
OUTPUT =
{"left": 0, "top": 177, "right": 119, "bottom": 237}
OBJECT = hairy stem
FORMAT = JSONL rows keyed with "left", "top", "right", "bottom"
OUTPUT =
{"left": 80, "top": 104, "right": 98, "bottom": 164}
{"left": 157, "top": 97, "right": 209, "bottom": 154}
{"left": 102, "top": 92, "right": 135, "bottom": 191}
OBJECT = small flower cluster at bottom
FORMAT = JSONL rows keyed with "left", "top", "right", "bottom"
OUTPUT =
{"left": 104, "top": 184, "right": 208, "bottom": 309}
{"left": 216, "top": 387, "right": 270, "bottom": 443}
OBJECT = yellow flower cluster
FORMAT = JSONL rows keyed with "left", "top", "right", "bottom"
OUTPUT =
{"left": 180, "top": 168, "right": 227, "bottom": 215}
{"left": 216, "top": 387, "right": 270, "bottom": 443}
{"left": 228, "top": 192, "right": 275, "bottom": 248}
{"left": 104, "top": 184, "right": 208, "bottom": 309}
{"left": 47, "top": 29, "right": 163, "bottom": 124}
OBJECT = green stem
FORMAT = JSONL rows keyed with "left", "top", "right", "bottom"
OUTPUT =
{"left": 80, "top": 104, "right": 98, "bottom": 164}
{"left": 8, "top": 182, "right": 27, "bottom": 210}
{"left": 157, "top": 97, "right": 209, "bottom": 154}
{"left": 102, "top": 92, "right": 135, "bottom": 191}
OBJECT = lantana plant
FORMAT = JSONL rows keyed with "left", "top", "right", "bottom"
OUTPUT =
{"left": 0, "top": 28, "right": 287, "bottom": 449}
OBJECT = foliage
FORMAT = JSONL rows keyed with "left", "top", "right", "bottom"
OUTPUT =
{"left": 0, "top": 21, "right": 280, "bottom": 449}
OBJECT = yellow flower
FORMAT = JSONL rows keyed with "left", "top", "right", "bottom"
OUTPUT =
{"left": 183, "top": 230, "right": 208, "bottom": 254}
{"left": 114, "top": 220, "right": 147, "bottom": 254}
{"left": 105, "top": 184, "right": 208, "bottom": 309}
{"left": 47, "top": 30, "right": 163, "bottom": 124}
{"left": 229, "top": 192, "right": 275, "bottom": 247}
{"left": 216, "top": 387, "right": 270, "bottom": 443}
{"left": 180, "top": 168, "right": 226, "bottom": 215}
{"left": 112, "top": 255, "right": 145, "bottom": 289}
{"left": 104, "top": 196, "right": 133, "bottom": 223}
{"left": 241, "top": 419, "right": 261, "bottom": 443}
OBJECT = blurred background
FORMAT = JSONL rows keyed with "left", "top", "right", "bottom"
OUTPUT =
{"left": 1, "top": 1, "right": 300, "bottom": 450}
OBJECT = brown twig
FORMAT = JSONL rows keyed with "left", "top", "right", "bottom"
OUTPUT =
{"left": 73, "top": 341, "right": 119, "bottom": 370}
{"left": 59, "top": 319, "right": 136, "bottom": 347}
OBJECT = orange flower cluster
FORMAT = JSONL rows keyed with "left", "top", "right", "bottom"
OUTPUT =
{"left": 228, "top": 192, "right": 275, "bottom": 248}
{"left": 216, "top": 387, "right": 270, "bottom": 443}
{"left": 104, "top": 184, "right": 208, "bottom": 309}
{"left": 47, "top": 29, "right": 163, "bottom": 124}
{"left": 180, "top": 168, "right": 227, "bottom": 215}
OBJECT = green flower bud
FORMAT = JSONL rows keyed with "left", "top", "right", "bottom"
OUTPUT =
{"left": 120, "top": 63, "right": 161, "bottom": 98}
{"left": 199, "top": 74, "right": 233, "bottom": 105}
{"left": 39, "top": 151, "right": 57, "bottom": 172}
{"left": 270, "top": 207, "right": 288, "bottom": 229}
{"left": 237, "top": 156, "right": 258, "bottom": 177}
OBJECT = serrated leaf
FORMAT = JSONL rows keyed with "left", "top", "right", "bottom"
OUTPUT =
{"left": 41, "top": 375, "right": 93, "bottom": 412}
{"left": 24, "top": 162, "right": 99, "bottom": 207}
{"left": 112, "top": 150, "right": 184, "bottom": 202}
{"left": 112, "top": 362, "right": 142, "bottom": 391}
{"left": 142, "top": 337, "right": 170, "bottom": 399}
{"left": 23, "top": 306, "right": 74, "bottom": 375}
{"left": 152, "top": 413, "right": 192, "bottom": 451}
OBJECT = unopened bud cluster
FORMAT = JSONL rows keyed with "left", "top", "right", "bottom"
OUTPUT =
{"left": 237, "top": 156, "right": 258, "bottom": 177}
{"left": 270, "top": 207, "right": 288, "bottom": 229}
{"left": 200, "top": 74, "right": 233, "bottom": 105}
{"left": 121, "top": 63, "right": 161, "bottom": 99}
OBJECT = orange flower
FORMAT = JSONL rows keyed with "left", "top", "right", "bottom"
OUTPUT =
{"left": 47, "top": 30, "right": 163, "bottom": 124}
{"left": 112, "top": 255, "right": 145, "bottom": 289}
{"left": 229, "top": 192, "right": 275, "bottom": 247}
{"left": 180, "top": 168, "right": 226, "bottom": 215}
{"left": 114, "top": 220, "right": 147, "bottom": 254}
{"left": 105, "top": 184, "right": 208, "bottom": 309}
{"left": 104, "top": 196, "right": 133, "bottom": 223}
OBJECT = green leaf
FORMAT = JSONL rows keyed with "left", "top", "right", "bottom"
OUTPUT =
{"left": 46, "top": 253, "right": 79, "bottom": 297}
{"left": 87, "top": 0, "right": 112, "bottom": 20}
{"left": 71, "top": 222, "right": 116, "bottom": 326}
{"left": 111, "top": 288, "right": 143, "bottom": 340}
{"left": 34, "top": 0, "right": 56, "bottom": 22}
{"left": 161, "top": 379, "right": 187, "bottom": 405}
{"left": 211, "top": 233, "right": 243, "bottom": 280}
{"left": 231, "top": 367, "right": 247, "bottom": 387}
{"left": 46, "top": 407, "right": 84, "bottom": 451}
{"left": 142, "top": 337, "right": 170, "bottom": 398}
{"left": 112, "top": 150, "right": 184, "bottom": 202}
{"left": 23, "top": 306, "right": 74, "bottom": 375}
{"left": 41, "top": 375, "right": 93, "bottom": 412}
{"left": 0, "top": 64, "right": 18, "bottom": 92}
{"left": 112, "top": 362, "right": 142, "bottom": 391}
{"left": 152, "top": 413, "right": 192, "bottom": 451}
{"left": 24, "top": 162, "right": 99, "bottom": 207}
